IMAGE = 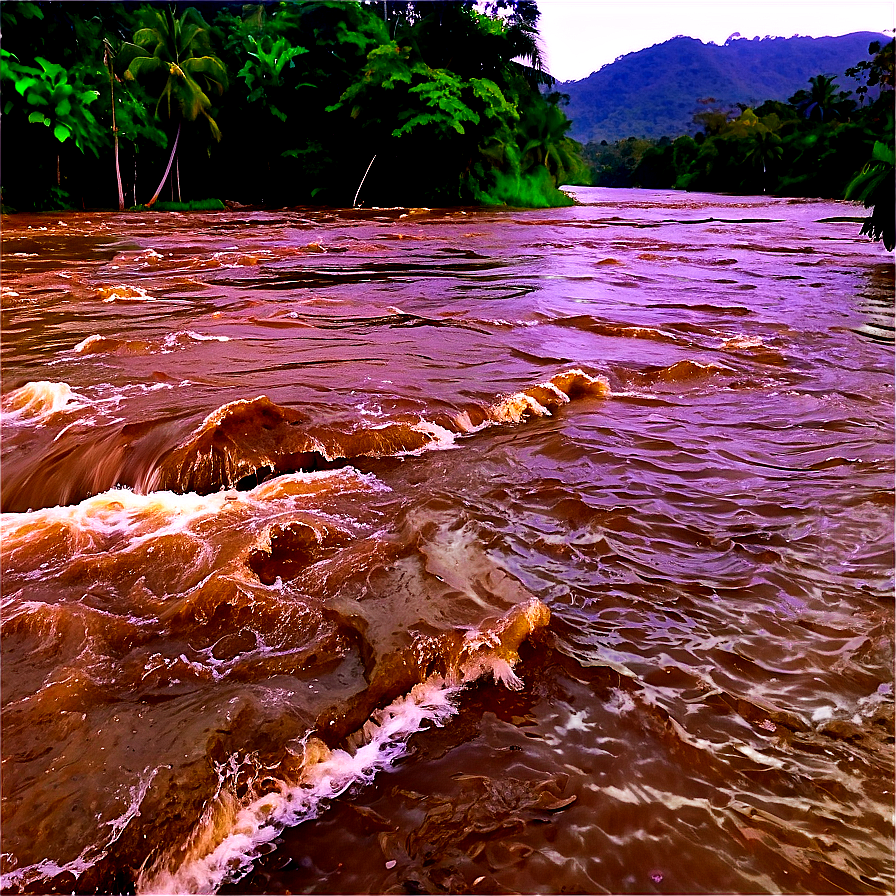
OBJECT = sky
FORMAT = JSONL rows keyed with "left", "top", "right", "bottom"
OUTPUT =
{"left": 536, "top": 0, "right": 896, "bottom": 82}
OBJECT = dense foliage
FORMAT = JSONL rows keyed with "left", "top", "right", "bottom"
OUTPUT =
{"left": 0, "top": 0, "right": 586, "bottom": 211}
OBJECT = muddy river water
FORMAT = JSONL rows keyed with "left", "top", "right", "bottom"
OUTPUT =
{"left": 1, "top": 187, "right": 893, "bottom": 894}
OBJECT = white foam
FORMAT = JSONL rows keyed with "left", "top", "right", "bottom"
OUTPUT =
{"left": 719, "top": 334, "right": 765, "bottom": 350}
{"left": 97, "top": 284, "right": 154, "bottom": 303}
{"left": 410, "top": 420, "right": 458, "bottom": 452}
{"left": 0, "top": 381, "right": 88, "bottom": 422}
{"left": 0, "top": 469, "right": 383, "bottom": 550}
{"left": 136, "top": 598, "right": 549, "bottom": 894}
{"left": 181, "top": 331, "right": 230, "bottom": 343}
{"left": 491, "top": 391, "right": 553, "bottom": 424}
{"left": 137, "top": 679, "right": 463, "bottom": 895}
{"left": 161, "top": 331, "right": 231, "bottom": 351}
{"left": 73, "top": 334, "right": 108, "bottom": 353}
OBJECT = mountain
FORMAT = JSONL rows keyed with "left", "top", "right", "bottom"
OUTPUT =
{"left": 558, "top": 32, "right": 888, "bottom": 144}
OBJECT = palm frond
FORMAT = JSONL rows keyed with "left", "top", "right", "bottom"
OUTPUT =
{"left": 183, "top": 56, "right": 228, "bottom": 92}
{"left": 125, "top": 55, "right": 167, "bottom": 81}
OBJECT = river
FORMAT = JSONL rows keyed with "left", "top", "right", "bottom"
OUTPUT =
{"left": 1, "top": 187, "right": 893, "bottom": 895}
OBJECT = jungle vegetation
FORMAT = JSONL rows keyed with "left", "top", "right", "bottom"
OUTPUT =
{"left": 0, "top": 0, "right": 588, "bottom": 211}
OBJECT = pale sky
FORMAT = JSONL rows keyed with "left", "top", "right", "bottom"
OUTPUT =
{"left": 537, "top": 0, "right": 896, "bottom": 82}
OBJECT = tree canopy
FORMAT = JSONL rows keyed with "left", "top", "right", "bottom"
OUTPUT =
{"left": 0, "top": 1, "right": 584, "bottom": 211}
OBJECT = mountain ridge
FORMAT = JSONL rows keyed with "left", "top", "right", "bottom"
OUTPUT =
{"left": 558, "top": 32, "right": 888, "bottom": 144}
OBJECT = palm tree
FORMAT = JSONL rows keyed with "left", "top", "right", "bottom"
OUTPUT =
{"left": 790, "top": 74, "right": 854, "bottom": 122}
{"left": 517, "top": 95, "right": 582, "bottom": 184}
{"left": 744, "top": 129, "right": 782, "bottom": 192}
{"left": 117, "top": 6, "right": 227, "bottom": 207}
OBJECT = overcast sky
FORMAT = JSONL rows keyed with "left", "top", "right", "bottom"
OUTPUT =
{"left": 536, "top": 1, "right": 895, "bottom": 83}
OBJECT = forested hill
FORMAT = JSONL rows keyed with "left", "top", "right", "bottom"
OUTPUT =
{"left": 561, "top": 32, "right": 888, "bottom": 144}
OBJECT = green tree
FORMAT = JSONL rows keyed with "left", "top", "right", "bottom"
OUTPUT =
{"left": 326, "top": 2, "right": 580, "bottom": 207}
{"left": 845, "top": 139, "right": 895, "bottom": 250}
{"left": 0, "top": 50, "right": 101, "bottom": 154}
{"left": 517, "top": 92, "right": 583, "bottom": 184}
{"left": 744, "top": 128, "right": 783, "bottom": 191}
{"left": 789, "top": 74, "right": 855, "bottom": 122}
{"left": 846, "top": 38, "right": 895, "bottom": 108}
{"left": 118, "top": 6, "right": 227, "bottom": 207}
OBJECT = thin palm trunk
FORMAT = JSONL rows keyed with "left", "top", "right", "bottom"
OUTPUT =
{"left": 353, "top": 154, "right": 376, "bottom": 207}
{"left": 107, "top": 50, "right": 124, "bottom": 211}
{"left": 147, "top": 120, "right": 181, "bottom": 208}
{"left": 176, "top": 155, "right": 181, "bottom": 202}
{"left": 113, "top": 129, "right": 124, "bottom": 210}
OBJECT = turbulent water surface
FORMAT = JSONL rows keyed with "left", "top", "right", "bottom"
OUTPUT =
{"left": 1, "top": 187, "right": 893, "bottom": 895}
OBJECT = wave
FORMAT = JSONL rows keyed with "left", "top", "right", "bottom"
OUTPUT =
{"left": 105, "top": 243, "right": 330, "bottom": 275}
{"left": 135, "top": 598, "right": 550, "bottom": 896}
{"left": 94, "top": 284, "right": 155, "bottom": 303}
{"left": 152, "top": 369, "right": 610, "bottom": 496}
{"left": 74, "top": 330, "right": 230, "bottom": 356}
{"left": 0, "top": 367, "right": 675, "bottom": 510}
{"left": 150, "top": 396, "right": 452, "bottom": 496}
{"left": 618, "top": 359, "right": 733, "bottom": 389}
{"left": 0, "top": 380, "right": 88, "bottom": 422}
{"left": 487, "top": 369, "right": 611, "bottom": 425}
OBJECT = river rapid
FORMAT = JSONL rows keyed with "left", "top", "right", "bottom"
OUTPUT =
{"left": 1, "top": 187, "right": 893, "bottom": 895}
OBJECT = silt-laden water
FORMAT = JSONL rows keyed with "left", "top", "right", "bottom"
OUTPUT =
{"left": 1, "top": 188, "right": 893, "bottom": 894}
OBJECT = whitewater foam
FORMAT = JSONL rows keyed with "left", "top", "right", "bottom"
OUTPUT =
{"left": 135, "top": 595, "right": 550, "bottom": 895}
{"left": 0, "top": 381, "right": 88, "bottom": 422}
{"left": 136, "top": 679, "right": 463, "bottom": 895}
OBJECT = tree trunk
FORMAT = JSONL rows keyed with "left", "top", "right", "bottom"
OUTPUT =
{"left": 114, "top": 131, "right": 124, "bottom": 210}
{"left": 146, "top": 121, "right": 181, "bottom": 208}
{"left": 353, "top": 154, "right": 376, "bottom": 207}
{"left": 176, "top": 155, "right": 181, "bottom": 203}
{"left": 108, "top": 56, "right": 124, "bottom": 211}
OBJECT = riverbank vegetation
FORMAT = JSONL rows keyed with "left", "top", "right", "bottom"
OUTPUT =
{"left": 0, "top": 0, "right": 587, "bottom": 212}
{"left": 583, "top": 37, "right": 894, "bottom": 248}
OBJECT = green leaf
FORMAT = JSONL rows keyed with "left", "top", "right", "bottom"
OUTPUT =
{"left": 872, "top": 140, "right": 895, "bottom": 165}
{"left": 55, "top": 98, "right": 72, "bottom": 117}
{"left": 54, "top": 123, "right": 71, "bottom": 142}
{"left": 27, "top": 111, "right": 46, "bottom": 124}
{"left": 14, "top": 77, "right": 38, "bottom": 97}
{"left": 34, "top": 57, "right": 64, "bottom": 82}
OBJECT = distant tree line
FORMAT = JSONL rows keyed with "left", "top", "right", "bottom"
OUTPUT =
{"left": 0, "top": 0, "right": 587, "bottom": 212}
{"left": 582, "top": 38, "right": 895, "bottom": 248}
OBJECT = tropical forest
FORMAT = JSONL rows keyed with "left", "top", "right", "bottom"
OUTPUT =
{"left": 0, "top": 3, "right": 893, "bottom": 247}
{"left": 0, "top": 0, "right": 586, "bottom": 211}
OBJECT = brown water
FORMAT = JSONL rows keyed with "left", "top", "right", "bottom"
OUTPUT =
{"left": 1, "top": 187, "right": 893, "bottom": 895}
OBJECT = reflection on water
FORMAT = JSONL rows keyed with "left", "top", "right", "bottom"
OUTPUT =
{"left": 1, "top": 188, "right": 893, "bottom": 895}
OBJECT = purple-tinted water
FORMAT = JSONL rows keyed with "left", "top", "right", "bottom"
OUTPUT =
{"left": 1, "top": 188, "right": 893, "bottom": 894}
